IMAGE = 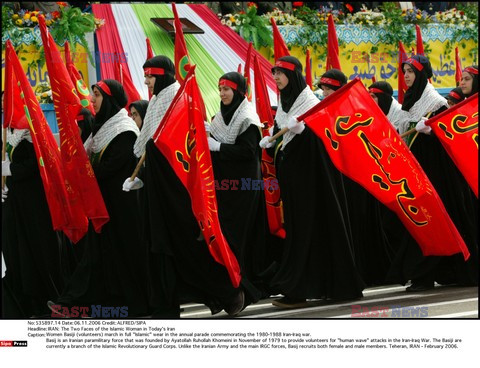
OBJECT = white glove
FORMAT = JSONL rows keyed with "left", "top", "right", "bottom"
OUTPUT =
{"left": 2, "top": 157, "right": 12, "bottom": 177}
{"left": 1, "top": 185, "right": 8, "bottom": 203}
{"left": 415, "top": 117, "right": 431, "bottom": 135}
{"left": 122, "top": 177, "right": 144, "bottom": 192}
{"left": 204, "top": 121, "right": 211, "bottom": 133}
{"left": 268, "top": 125, "right": 274, "bottom": 136}
{"left": 259, "top": 136, "right": 274, "bottom": 149}
{"left": 287, "top": 116, "right": 305, "bottom": 135}
{"left": 208, "top": 137, "right": 221, "bottom": 152}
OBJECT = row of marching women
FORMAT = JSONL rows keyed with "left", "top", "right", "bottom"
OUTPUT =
{"left": 2, "top": 40, "right": 478, "bottom": 316}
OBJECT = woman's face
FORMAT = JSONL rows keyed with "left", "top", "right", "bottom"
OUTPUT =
{"left": 273, "top": 69, "right": 289, "bottom": 90}
{"left": 321, "top": 85, "right": 335, "bottom": 98}
{"left": 130, "top": 106, "right": 142, "bottom": 129}
{"left": 460, "top": 71, "right": 474, "bottom": 95}
{"left": 403, "top": 64, "right": 416, "bottom": 88}
{"left": 144, "top": 75, "right": 156, "bottom": 95}
{"left": 219, "top": 85, "right": 234, "bottom": 105}
{"left": 447, "top": 99, "right": 456, "bottom": 108}
{"left": 369, "top": 92, "right": 379, "bottom": 104}
{"left": 91, "top": 86, "right": 103, "bottom": 113}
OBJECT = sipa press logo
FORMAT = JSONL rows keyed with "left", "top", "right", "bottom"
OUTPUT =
{"left": 0, "top": 341, "right": 28, "bottom": 347}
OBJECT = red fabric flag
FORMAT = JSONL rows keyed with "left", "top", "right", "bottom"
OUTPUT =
{"left": 64, "top": 41, "right": 95, "bottom": 116}
{"left": 455, "top": 47, "right": 463, "bottom": 86}
{"left": 299, "top": 78, "right": 470, "bottom": 260}
{"left": 114, "top": 58, "right": 142, "bottom": 109}
{"left": 146, "top": 37, "right": 154, "bottom": 60}
{"left": 3, "top": 46, "right": 28, "bottom": 129}
{"left": 271, "top": 17, "right": 290, "bottom": 61}
{"left": 397, "top": 41, "right": 409, "bottom": 104}
{"left": 254, "top": 55, "right": 286, "bottom": 239}
{"left": 153, "top": 66, "right": 241, "bottom": 287}
{"left": 39, "top": 15, "right": 109, "bottom": 240}
{"left": 244, "top": 42, "right": 253, "bottom": 101}
{"left": 146, "top": 37, "right": 154, "bottom": 99}
{"left": 305, "top": 49, "right": 312, "bottom": 89}
{"left": 326, "top": 14, "right": 341, "bottom": 71}
{"left": 6, "top": 40, "right": 85, "bottom": 240}
{"left": 371, "top": 76, "right": 376, "bottom": 83}
{"left": 172, "top": 2, "right": 191, "bottom": 83}
{"left": 426, "top": 93, "right": 478, "bottom": 197}
{"left": 415, "top": 25, "right": 424, "bottom": 56}
{"left": 237, "top": 63, "right": 242, "bottom": 73}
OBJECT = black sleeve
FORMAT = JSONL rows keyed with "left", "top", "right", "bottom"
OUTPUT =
{"left": 213, "top": 124, "right": 261, "bottom": 161}
{"left": 93, "top": 131, "right": 137, "bottom": 180}
{"left": 9, "top": 140, "right": 39, "bottom": 183}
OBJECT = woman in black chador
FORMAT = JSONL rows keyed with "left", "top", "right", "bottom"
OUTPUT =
{"left": 387, "top": 57, "right": 478, "bottom": 291}
{"left": 2, "top": 128, "right": 64, "bottom": 317}
{"left": 208, "top": 72, "right": 270, "bottom": 302}
{"left": 259, "top": 56, "right": 364, "bottom": 307}
{"left": 50, "top": 79, "right": 149, "bottom": 316}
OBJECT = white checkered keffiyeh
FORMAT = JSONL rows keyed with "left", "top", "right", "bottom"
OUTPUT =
{"left": 84, "top": 108, "right": 139, "bottom": 155}
{"left": 276, "top": 86, "right": 319, "bottom": 150}
{"left": 6, "top": 129, "right": 32, "bottom": 148}
{"left": 210, "top": 98, "right": 262, "bottom": 144}
{"left": 133, "top": 81, "right": 180, "bottom": 158}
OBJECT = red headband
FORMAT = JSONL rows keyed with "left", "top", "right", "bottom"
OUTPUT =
{"left": 464, "top": 66, "right": 478, "bottom": 75}
{"left": 369, "top": 87, "right": 385, "bottom": 94}
{"left": 96, "top": 81, "right": 112, "bottom": 96}
{"left": 404, "top": 58, "right": 424, "bottom": 71}
{"left": 320, "top": 77, "right": 341, "bottom": 87}
{"left": 448, "top": 91, "right": 462, "bottom": 100}
{"left": 274, "top": 60, "right": 296, "bottom": 71}
{"left": 76, "top": 115, "right": 85, "bottom": 121}
{"left": 218, "top": 79, "right": 238, "bottom": 90}
{"left": 144, "top": 67, "right": 165, "bottom": 76}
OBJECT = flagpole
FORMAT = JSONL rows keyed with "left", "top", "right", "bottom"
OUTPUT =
{"left": 268, "top": 127, "right": 289, "bottom": 143}
{"left": 130, "top": 153, "right": 146, "bottom": 181}
{"left": 400, "top": 127, "right": 416, "bottom": 138}
{"left": 2, "top": 128, "right": 6, "bottom": 190}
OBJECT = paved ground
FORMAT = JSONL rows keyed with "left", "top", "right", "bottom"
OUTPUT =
{"left": 180, "top": 284, "right": 478, "bottom": 319}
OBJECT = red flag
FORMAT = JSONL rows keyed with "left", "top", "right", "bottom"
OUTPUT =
{"left": 426, "top": 93, "right": 478, "bottom": 197}
{"left": 397, "top": 41, "right": 408, "bottom": 104}
{"left": 254, "top": 55, "right": 286, "bottom": 239}
{"left": 64, "top": 41, "right": 95, "bottom": 116}
{"left": 415, "top": 25, "right": 424, "bottom": 56}
{"left": 146, "top": 37, "right": 154, "bottom": 60}
{"left": 244, "top": 42, "right": 253, "bottom": 101}
{"left": 146, "top": 38, "right": 155, "bottom": 99}
{"left": 153, "top": 66, "right": 241, "bottom": 287}
{"left": 326, "top": 14, "right": 341, "bottom": 70}
{"left": 114, "top": 58, "right": 142, "bottom": 109}
{"left": 371, "top": 76, "right": 376, "bottom": 83}
{"left": 299, "top": 78, "right": 470, "bottom": 260}
{"left": 39, "top": 15, "right": 109, "bottom": 240}
{"left": 237, "top": 63, "right": 242, "bottom": 73}
{"left": 271, "top": 17, "right": 290, "bottom": 61}
{"left": 6, "top": 40, "right": 85, "bottom": 240}
{"left": 455, "top": 47, "right": 463, "bottom": 86}
{"left": 172, "top": 2, "right": 191, "bottom": 83}
{"left": 3, "top": 46, "right": 28, "bottom": 129}
{"left": 305, "top": 49, "right": 312, "bottom": 89}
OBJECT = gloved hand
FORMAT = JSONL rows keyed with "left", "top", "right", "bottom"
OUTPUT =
{"left": 204, "top": 121, "right": 211, "bottom": 133}
{"left": 268, "top": 125, "right": 274, "bottom": 136}
{"left": 259, "top": 136, "right": 274, "bottom": 149}
{"left": 287, "top": 116, "right": 305, "bottom": 135}
{"left": 122, "top": 177, "right": 144, "bottom": 192}
{"left": 415, "top": 117, "right": 431, "bottom": 135}
{"left": 2, "top": 156, "right": 12, "bottom": 177}
{"left": 208, "top": 137, "right": 221, "bottom": 152}
{"left": 1, "top": 185, "right": 8, "bottom": 203}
